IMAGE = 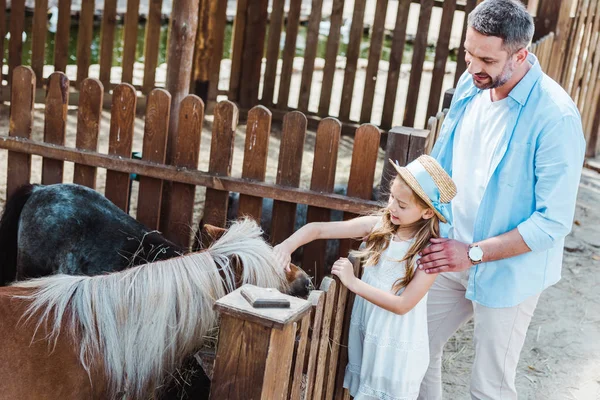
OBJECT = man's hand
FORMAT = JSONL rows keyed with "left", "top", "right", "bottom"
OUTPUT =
{"left": 331, "top": 257, "right": 358, "bottom": 290}
{"left": 417, "top": 238, "right": 472, "bottom": 274}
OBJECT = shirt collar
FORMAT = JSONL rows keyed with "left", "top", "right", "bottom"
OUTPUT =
{"left": 508, "top": 53, "right": 543, "bottom": 106}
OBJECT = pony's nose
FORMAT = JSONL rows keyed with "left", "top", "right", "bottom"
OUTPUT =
{"left": 305, "top": 276, "right": 315, "bottom": 292}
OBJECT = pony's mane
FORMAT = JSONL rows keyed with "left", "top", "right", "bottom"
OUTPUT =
{"left": 13, "top": 218, "right": 288, "bottom": 399}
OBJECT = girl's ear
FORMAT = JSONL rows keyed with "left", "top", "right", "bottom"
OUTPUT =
{"left": 422, "top": 208, "right": 435, "bottom": 220}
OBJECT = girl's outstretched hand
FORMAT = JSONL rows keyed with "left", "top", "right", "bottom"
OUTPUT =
{"left": 273, "top": 242, "right": 293, "bottom": 272}
{"left": 331, "top": 257, "right": 357, "bottom": 290}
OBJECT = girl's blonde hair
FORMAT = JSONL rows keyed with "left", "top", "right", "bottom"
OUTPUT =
{"left": 352, "top": 175, "right": 440, "bottom": 293}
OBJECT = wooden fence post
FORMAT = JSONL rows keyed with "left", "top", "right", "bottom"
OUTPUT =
{"left": 547, "top": 0, "right": 576, "bottom": 81}
{"left": 210, "top": 285, "right": 311, "bottom": 400}
{"left": 380, "top": 126, "right": 431, "bottom": 200}
{"left": 533, "top": 0, "right": 568, "bottom": 41}
{"left": 161, "top": 0, "right": 200, "bottom": 234}
{"left": 237, "top": 0, "right": 269, "bottom": 109}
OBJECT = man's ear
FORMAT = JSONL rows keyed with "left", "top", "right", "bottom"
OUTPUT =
{"left": 515, "top": 47, "right": 529, "bottom": 65}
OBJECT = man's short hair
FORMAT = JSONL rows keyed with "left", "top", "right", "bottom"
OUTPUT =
{"left": 468, "top": 0, "right": 534, "bottom": 54}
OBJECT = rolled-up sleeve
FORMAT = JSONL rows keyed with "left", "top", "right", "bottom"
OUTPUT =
{"left": 517, "top": 115, "right": 586, "bottom": 252}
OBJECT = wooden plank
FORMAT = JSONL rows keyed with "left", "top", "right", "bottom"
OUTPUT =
{"left": 302, "top": 118, "right": 341, "bottom": 283}
{"left": 270, "top": 111, "right": 307, "bottom": 245}
{"left": 207, "top": 0, "right": 228, "bottom": 101}
{"left": 317, "top": 0, "right": 346, "bottom": 117}
{"left": 237, "top": 0, "right": 269, "bottom": 108}
{"left": 582, "top": 29, "right": 600, "bottom": 134}
{"left": 8, "top": 0, "right": 26, "bottom": 85}
{"left": 191, "top": 0, "right": 211, "bottom": 100}
{"left": 105, "top": 84, "right": 137, "bottom": 212}
{"left": 142, "top": 0, "right": 163, "bottom": 94}
{"left": 587, "top": 92, "right": 600, "bottom": 157}
{"left": 277, "top": 0, "right": 303, "bottom": 109}
{"left": 237, "top": 105, "right": 272, "bottom": 220}
{"left": 380, "top": 126, "right": 411, "bottom": 196}
{"left": 261, "top": 0, "right": 285, "bottom": 106}
{"left": 577, "top": 2, "right": 600, "bottom": 109}
{"left": 41, "top": 72, "right": 69, "bottom": 185}
{"left": 162, "top": 95, "right": 203, "bottom": 248}
{"left": 407, "top": 126, "right": 431, "bottom": 162}
{"left": 209, "top": 316, "right": 270, "bottom": 400}
{"left": 562, "top": 0, "right": 588, "bottom": 90}
{"left": 298, "top": 0, "right": 325, "bottom": 112}
{"left": 434, "top": 109, "right": 447, "bottom": 145}
{"left": 380, "top": 0, "right": 411, "bottom": 129}
{"left": 99, "top": 0, "right": 118, "bottom": 90}
{"left": 312, "top": 277, "right": 338, "bottom": 400}
{"left": 338, "top": 0, "right": 367, "bottom": 121}
{"left": 289, "top": 312, "right": 311, "bottom": 400}
{"left": 136, "top": 89, "right": 171, "bottom": 230}
{"left": 203, "top": 100, "right": 238, "bottom": 227}
{"left": 31, "top": 0, "right": 49, "bottom": 86}
{"left": 325, "top": 276, "right": 350, "bottom": 400}
{"left": 73, "top": 78, "right": 103, "bottom": 189}
{"left": 333, "top": 256, "right": 361, "bottom": 400}
{"left": 164, "top": 0, "right": 199, "bottom": 165}
{"left": 425, "top": 116, "right": 438, "bottom": 155}
{"left": 360, "top": 0, "right": 389, "bottom": 123}
{"left": 548, "top": 0, "right": 575, "bottom": 81}
{"left": 54, "top": 0, "right": 72, "bottom": 73}
{"left": 121, "top": 0, "right": 141, "bottom": 83}
{"left": 0, "top": 0, "right": 6, "bottom": 94}
{"left": 533, "top": 0, "right": 564, "bottom": 40}
{"left": 304, "top": 290, "right": 325, "bottom": 400}
{"left": 454, "top": 0, "right": 477, "bottom": 86}
{"left": 403, "top": 0, "right": 434, "bottom": 127}
{"left": 0, "top": 138, "right": 382, "bottom": 214}
{"left": 6, "top": 66, "right": 35, "bottom": 199}
{"left": 339, "top": 124, "right": 380, "bottom": 257}
{"left": 570, "top": 0, "right": 595, "bottom": 99}
{"left": 425, "top": 0, "right": 457, "bottom": 126}
{"left": 76, "top": 0, "right": 96, "bottom": 88}
{"left": 261, "top": 322, "right": 297, "bottom": 399}
{"left": 227, "top": 0, "right": 249, "bottom": 102}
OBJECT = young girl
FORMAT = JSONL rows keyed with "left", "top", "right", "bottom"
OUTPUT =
{"left": 274, "top": 155, "right": 456, "bottom": 400}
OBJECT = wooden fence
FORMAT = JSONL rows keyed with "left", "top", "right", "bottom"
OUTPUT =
{"left": 0, "top": 64, "right": 440, "bottom": 399}
{"left": 0, "top": 1, "right": 477, "bottom": 129}
{"left": 556, "top": 0, "right": 600, "bottom": 156}
{"left": 0, "top": 64, "right": 436, "bottom": 279}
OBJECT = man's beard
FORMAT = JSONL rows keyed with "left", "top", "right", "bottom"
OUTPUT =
{"left": 472, "top": 59, "right": 516, "bottom": 90}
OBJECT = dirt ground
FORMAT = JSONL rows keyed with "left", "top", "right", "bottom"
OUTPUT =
{"left": 0, "top": 105, "right": 599, "bottom": 400}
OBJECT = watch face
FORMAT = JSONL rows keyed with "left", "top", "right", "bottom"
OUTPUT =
{"left": 469, "top": 246, "right": 484, "bottom": 262}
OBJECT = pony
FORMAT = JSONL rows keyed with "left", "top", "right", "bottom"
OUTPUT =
{"left": 0, "top": 218, "right": 307, "bottom": 400}
{"left": 0, "top": 183, "right": 312, "bottom": 296}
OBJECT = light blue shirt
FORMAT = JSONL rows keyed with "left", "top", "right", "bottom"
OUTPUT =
{"left": 431, "top": 54, "right": 586, "bottom": 308}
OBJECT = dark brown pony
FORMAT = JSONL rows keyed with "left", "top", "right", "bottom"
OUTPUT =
{"left": 0, "top": 219, "right": 308, "bottom": 400}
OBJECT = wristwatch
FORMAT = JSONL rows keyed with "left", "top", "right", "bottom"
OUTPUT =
{"left": 468, "top": 244, "right": 484, "bottom": 265}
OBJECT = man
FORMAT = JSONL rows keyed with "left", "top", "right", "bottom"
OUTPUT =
{"left": 416, "top": 0, "right": 585, "bottom": 399}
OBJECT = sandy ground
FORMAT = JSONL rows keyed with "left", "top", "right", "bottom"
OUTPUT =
{"left": 0, "top": 106, "right": 599, "bottom": 400}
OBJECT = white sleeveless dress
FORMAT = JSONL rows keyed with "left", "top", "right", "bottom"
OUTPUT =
{"left": 344, "top": 238, "right": 429, "bottom": 400}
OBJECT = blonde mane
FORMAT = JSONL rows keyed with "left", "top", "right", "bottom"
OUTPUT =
{"left": 14, "top": 218, "right": 288, "bottom": 399}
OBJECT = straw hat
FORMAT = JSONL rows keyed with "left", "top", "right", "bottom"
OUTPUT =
{"left": 389, "top": 155, "right": 457, "bottom": 222}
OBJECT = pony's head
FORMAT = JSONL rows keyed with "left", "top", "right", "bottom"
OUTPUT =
{"left": 200, "top": 221, "right": 313, "bottom": 298}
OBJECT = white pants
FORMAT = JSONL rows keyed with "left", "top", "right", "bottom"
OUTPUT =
{"left": 418, "top": 271, "right": 540, "bottom": 400}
